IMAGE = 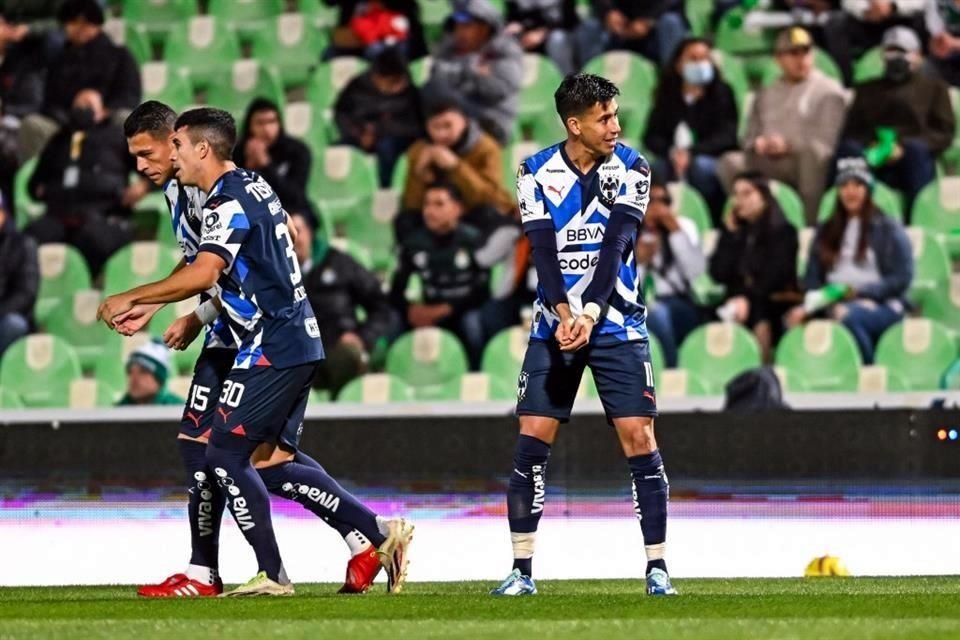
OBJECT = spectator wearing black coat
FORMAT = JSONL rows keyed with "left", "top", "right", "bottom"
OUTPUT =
{"left": 25, "top": 89, "right": 134, "bottom": 276}
{"left": 577, "top": 0, "right": 687, "bottom": 66}
{"left": 234, "top": 98, "right": 316, "bottom": 224}
{"left": 19, "top": 0, "right": 140, "bottom": 159}
{"left": 334, "top": 46, "right": 423, "bottom": 187}
{"left": 644, "top": 37, "right": 738, "bottom": 223}
{"left": 292, "top": 213, "right": 397, "bottom": 396}
{"left": 0, "top": 194, "right": 38, "bottom": 357}
{"left": 710, "top": 172, "right": 799, "bottom": 363}
{"left": 505, "top": 0, "right": 579, "bottom": 74}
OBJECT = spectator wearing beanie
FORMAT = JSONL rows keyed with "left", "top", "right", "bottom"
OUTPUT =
{"left": 116, "top": 339, "right": 183, "bottom": 406}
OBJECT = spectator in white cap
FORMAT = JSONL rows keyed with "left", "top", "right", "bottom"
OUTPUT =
{"left": 116, "top": 339, "right": 183, "bottom": 406}
{"left": 837, "top": 25, "right": 955, "bottom": 215}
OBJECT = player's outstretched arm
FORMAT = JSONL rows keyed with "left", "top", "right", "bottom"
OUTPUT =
{"left": 109, "top": 257, "right": 189, "bottom": 335}
{"left": 97, "top": 253, "right": 226, "bottom": 327}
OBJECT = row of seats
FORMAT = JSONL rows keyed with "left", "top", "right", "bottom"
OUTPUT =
{"left": 2, "top": 315, "right": 956, "bottom": 409}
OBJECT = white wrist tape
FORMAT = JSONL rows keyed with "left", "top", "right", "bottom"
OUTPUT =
{"left": 582, "top": 302, "right": 602, "bottom": 323}
{"left": 193, "top": 299, "right": 218, "bottom": 325}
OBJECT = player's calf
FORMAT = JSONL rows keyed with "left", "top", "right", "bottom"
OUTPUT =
{"left": 506, "top": 434, "right": 551, "bottom": 578}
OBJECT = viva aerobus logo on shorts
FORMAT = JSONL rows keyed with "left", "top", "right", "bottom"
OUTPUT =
{"left": 214, "top": 467, "right": 256, "bottom": 531}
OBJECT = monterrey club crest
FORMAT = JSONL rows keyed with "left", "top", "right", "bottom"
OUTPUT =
{"left": 517, "top": 371, "right": 529, "bottom": 401}
{"left": 599, "top": 174, "right": 620, "bottom": 206}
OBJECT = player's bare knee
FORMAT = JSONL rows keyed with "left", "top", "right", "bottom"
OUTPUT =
{"left": 519, "top": 416, "right": 560, "bottom": 445}
{"left": 614, "top": 418, "right": 657, "bottom": 456}
{"left": 251, "top": 442, "right": 295, "bottom": 469}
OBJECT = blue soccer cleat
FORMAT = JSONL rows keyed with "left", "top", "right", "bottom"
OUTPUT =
{"left": 490, "top": 569, "right": 538, "bottom": 596}
{"left": 646, "top": 568, "right": 678, "bottom": 596}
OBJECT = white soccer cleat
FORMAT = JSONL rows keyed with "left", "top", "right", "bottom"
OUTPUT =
{"left": 377, "top": 518, "right": 415, "bottom": 594}
{"left": 219, "top": 571, "right": 295, "bottom": 597}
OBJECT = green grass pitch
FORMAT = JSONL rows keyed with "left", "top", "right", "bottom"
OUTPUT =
{"left": 1, "top": 578, "right": 959, "bottom": 639}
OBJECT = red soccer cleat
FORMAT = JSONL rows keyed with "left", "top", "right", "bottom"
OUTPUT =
{"left": 338, "top": 547, "right": 382, "bottom": 594}
{"left": 137, "top": 573, "right": 223, "bottom": 598}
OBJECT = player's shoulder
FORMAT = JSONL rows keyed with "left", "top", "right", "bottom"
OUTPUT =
{"left": 519, "top": 143, "right": 563, "bottom": 176}
{"left": 611, "top": 143, "right": 650, "bottom": 173}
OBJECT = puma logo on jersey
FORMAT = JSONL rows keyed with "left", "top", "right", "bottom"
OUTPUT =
{"left": 546, "top": 184, "right": 564, "bottom": 198}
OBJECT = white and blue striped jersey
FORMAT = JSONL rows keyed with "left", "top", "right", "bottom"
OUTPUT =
{"left": 518, "top": 142, "right": 651, "bottom": 344}
{"left": 162, "top": 179, "right": 234, "bottom": 350}
{"left": 198, "top": 168, "right": 324, "bottom": 370}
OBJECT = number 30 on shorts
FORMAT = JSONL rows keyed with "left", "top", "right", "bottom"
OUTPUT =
{"left": 218, "top": 380, "right": 245, "bottom": 408}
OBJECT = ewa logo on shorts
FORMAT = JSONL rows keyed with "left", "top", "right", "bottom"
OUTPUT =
{"left": 517, "top": 371, "right": 529, "bottom": 401}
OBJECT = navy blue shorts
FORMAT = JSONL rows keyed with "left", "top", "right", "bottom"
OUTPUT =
{"left": 516, "top": 339, "right": 658, "bottom": 425}
{"left": 179, "top": 349, "right": 236, "bottom": 439}
{"left": 210, "top": 362, "right": 318, "bottom": 450}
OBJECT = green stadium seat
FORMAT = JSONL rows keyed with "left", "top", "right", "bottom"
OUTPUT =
{"left": 678, "top": 322, "right": 762, "bottom": 394}
{"left": 577, "top": 368, "right": 599, "bottom": 400}
{"left": 857, "top": 364, "right": 909, "bottom": 393}
{"left": 409, "top": 55, "right": 433, "bottom": 86}
{"left": 308, "top": 145, "right": 378, "bottom": 224}
{"left": 668, "top": 181, "right": 712, "bottom": 235}
{"left": 283, "top": 101, "right": 328, "bottom": 159}
{"left": 875, "top": 318, "right": 957, "bottom": 391}
{"left": 339, "top": 189, "right": 400, "bottom": 270}
{"left": 295, "top": 0, "right": 340, "bottom": 28}
{"left": 305, "top": 57, "right": 369, "bottom": 141}
{"left": 208, "top": 0, "right": 284, "bottom": 42}
{"left": 167, "top": 375, "right": 193, "bottom": 402}
{"left": 141, "top": 62, "right": 194, "bottom": 113}
{"left": 413, "top": 372, "right": 516, "bottom": 401}
{"left": 385, "top": 327, "right": 469, "bottom": 388}
{"left": 853, "top": 46, "right": 884, "bottom": 84}
{"left": 686, "top": 0, "right": 713, "bottom": 37}
{"left": 93, "top": 331, "right": 153, "bottom": 391}
{"left": 912, "top": 177, "right": 960, "bottom": 257}
{"left": 715, "top": 7, "right": 776, "bottom": 58}
{"left": 583, "top": 51, "right": 656, "bottom": 141}
{"left": 103, "top": 241, "right": 180, "bottom": 295}
{"left": 164, "top": 16, "right": 241, "bottom": 90}
{"left": 337, "top": 373, "right": 415, "bottom": 402}
{"left": 14, "top": 157, "right": 44, "bottom": 227}
{"left": 906, "top": 227, "right": 952, "bottom": 309}
{"left": 419, "top": 0, "right": 452, "bottom": 43}
{"left": 647, "top": 332, "right": 666, "bottom": 384}
{"left": 206, "top": 60, "right": 285, "bottom": 120}
{"left": 35, "top": 244, "right": 92, "bottom": 324}
{"left": 0, "top": 334, "right": 82, "bottom": 407}
{"left": 658, "top": 367, "right": 712, "bottom": 397}
{"left": 775, "top": 320, "right": 862, "bottom": 392}
{"left": 147, "top": 296, "right": 203, "bottom": 374}
{"left": 481, "top": 325, "right": 528, "bottom": 382}
{"left": 530, "top": 111, "right": 567, "bottom": 149}
{"left": 122, "top": 0, "right": 197, "bottom": 46}
{"left": 517, "top": 54, "right": 565, "bottom": 135}
{"left": 817, "top": 182, "right": 904, "bottom": 223}
{"left": 309, "top": 388, "right": 332, "bottom": 404}
{"left": 0, "top": 386, "right": 23, "bottom": 408}
{"left": 44, "top": 290, "right": 113, "bottom": 369}
{"left": 712, "top": 50, "right": 749, "bottom": 113}
{"left": 68, "top": 378, "right": 122, "bottom": 408}
{"left": 923, "top": 273, "right": 960, "bottom": 334}
{"left": 251, "top": 13, "right": 326, "bottom": 88}
{"left": 103, "top": 18, "right": 151, "bottom": 64}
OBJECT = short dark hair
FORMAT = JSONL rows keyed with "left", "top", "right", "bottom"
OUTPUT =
{"left": 555, "top": 73, "right": 620, "bottom": 121}
{"left": 422, "top": 82, "right": 465, "bottom": 118}
{"left": 124, "top": 101, "right": 177, "bottom": 139}
{"left": 57, "top": 0, "right": 104, "bottom": 25}
{"left": 174, "top": 107, "right": 237, "bottom": 161}
{"left": 425, "top": 181, "right": 464, "bottom": 203}
{"left": 371, "top": 46, "right": 410, "bottom": 78}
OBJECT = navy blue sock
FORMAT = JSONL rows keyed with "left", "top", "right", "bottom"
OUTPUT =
{"left": 206, "top": 438, "right": 287, "bottom": 583}
{"left": 628, "top": 450, "right": 669, "bottom": 575}
{"left": 285, "top": 451, "right": 354, "bottom": 539}
{"left": 507, "top": 434, "right": 551, "bottom": 577}
{"left": 258, "top": 458, "right": 386, "bottom": 547}
{"left": 178, "top": 439, "right": 226, "bottom": 571}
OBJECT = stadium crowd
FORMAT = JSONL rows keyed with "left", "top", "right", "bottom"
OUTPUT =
{"left": 1, "top": 0, "right": 959, "bottom": 407}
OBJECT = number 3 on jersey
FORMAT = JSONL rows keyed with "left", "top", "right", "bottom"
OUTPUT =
{"left": 275, "top": 222, "right": 302, "bottom": 286}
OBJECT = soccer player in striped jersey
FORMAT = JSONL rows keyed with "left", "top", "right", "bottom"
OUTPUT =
{"left": 117, "top": 102, "right": 398, "bottom": 597}
{"left": 491, "top": 74, "right": 677, "bottom": 597}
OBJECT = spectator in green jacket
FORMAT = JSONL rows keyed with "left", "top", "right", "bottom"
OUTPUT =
{"left": 116, "top": 339, "right": 183, "bottom": 406}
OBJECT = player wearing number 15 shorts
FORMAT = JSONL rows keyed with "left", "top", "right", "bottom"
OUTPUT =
{"left": 100, "top": 107, "right": 412, "bottom": 597}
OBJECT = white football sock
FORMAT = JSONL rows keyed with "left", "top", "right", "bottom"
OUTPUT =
{"left": 344, "top": 529, "right": 372, "bottom": 556}
{"left": 186, "top": 564, "right": 217, "bottom": 585}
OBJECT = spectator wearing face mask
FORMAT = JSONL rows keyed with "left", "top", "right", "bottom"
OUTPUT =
{"left": 25, "top": 88, "right": 135, "bottom": 276}
{"left": 837, "top": 26, "right": 955, "bottom": 215}
{"left": 644, "top": 37, "right": 738, "bottom": 224}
